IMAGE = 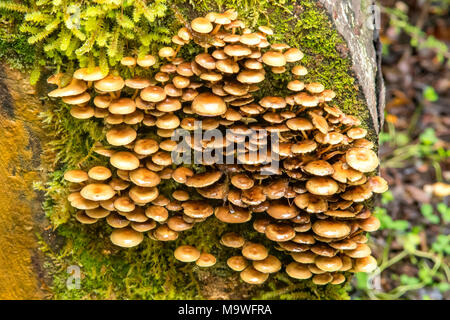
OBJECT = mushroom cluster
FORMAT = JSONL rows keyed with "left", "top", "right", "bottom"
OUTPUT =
{"left": 51, "top": 9, "right": 387, "bottom": 286}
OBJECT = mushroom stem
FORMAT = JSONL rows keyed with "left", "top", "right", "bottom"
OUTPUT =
{"left": 300, "top": 130, "right": 308, "bottom": 139}
{"left": 132, "top": 89, "right": 139, "bottom": 100}
{"left": 317, "top": 144, "right": 333, "bottom": 156}
{"left": 210, "top": 24, "right": 221, "bottom": 35}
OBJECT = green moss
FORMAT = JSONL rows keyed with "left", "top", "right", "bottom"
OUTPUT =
{"left": 1, "top": 0, "right": 375, "bottom": 300}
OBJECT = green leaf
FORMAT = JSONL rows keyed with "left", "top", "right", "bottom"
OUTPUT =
{"left": 420, "top": 204, "right": 440, "bottom": 224}
{"left": 436, "top": 203, "right": 450, "bottom": 223}
{"left": 423, "top": 86, "right": 439, "bottom": 102}
{"left": 419, "top": 128, "right": 438, "bottom": 146}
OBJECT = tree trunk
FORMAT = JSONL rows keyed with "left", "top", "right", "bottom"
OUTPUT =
{"left": 0, "top": 0, "right": 384, "bottom": 300}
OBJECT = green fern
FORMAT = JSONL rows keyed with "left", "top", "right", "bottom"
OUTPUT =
{"left": 0, "top": 1, "right": 30, "bottom": 13}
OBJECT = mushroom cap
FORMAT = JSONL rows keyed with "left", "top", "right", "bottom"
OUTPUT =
{"left": 152, "top": 225, "right": 179, "bottom": 241}
{"left": 145, "top": 205, "right": 169, "bottom": 222}
{"left": 110, "top": 151, "right": 140, "bottom": 170}
{"left": 214, "top": 206, "right": 251, "bottom": 223}
{"left": 80, "top": 183, "right": 115, "bottom": 201}
{"left": 129, "top": 168, "right": 161, "bottom": 187}
{"left": 182, "top": 201, "right": 214, "bottom": 219}
{"left": 358, "top": 215, "right": 381, "bottom": 232}
{"left": 242, "top": 242, "right": 268, "bottom": 261}
{"left": 312, "top": 273, "right": 333, "bottom": 285}
{"left": 94, "top": 74, "right": 124, "bottom": 92}
{"left": 237, "top": 70, "right": 265, "bottom": 84}
{"left": 62, "top": 91, "right": 91, "bottom": 105}
{"left": 131, "top": 220, "right": 157, "bottom": 232}
{"left": 252, "top": 255, "right": 281, "bottom": 273}
{"left": 174, "top": 245, "right": 201, "bottom": 262}
{"left": 109, "top": 98, "right": 136, "bottom": 115}
{"left": 125, "top": 77, "right": 152, "bottom": 89}
{"left": 85, "top": 207, "right": 110, "bottom": 219}
{"left": 110, "top": 227, "right": 144, "bottom": 248}
{"left": 192, "top": 93, "right": 227, "bottom": 117}
{"left": 265, "top": 224, "right": 296, "bottom": 242}
{"left": 240, "top": 266, "right": 269, "bottom": 284}
{"left": 106, "top": 125, "right": 137, "bottom": 146}
{"left": 129, "top": 186, "right": 159, "bottom": 204}
{"left": 196, "top": 253, "right": 217, "bottom": 267}
{"left": 259, "top": 96, "right": 286, "bottom": 109}
{"left": 368, "top": 176, "right": 389, "bottom": 193}
{"left": 220, "top": 232, "right": 246, "bottom": 248}
{"left": 345, "top": 148, "right": 379, "bottom": 173}
{"left": 306, "top": 177, "right": 339, "bottom": 196}
{"left": 315, "top": 256, "right": 343, "bottom": 272}
{"left": 75, "top": 211, "right": 97, "bottom": 224}
{"left": 262, "top": 51, "right": 286, "bottom": 67}
{"left": 353, "top": 256, "right": 377, "bottom": 273}
{"left": 88, "top": 166, "right": 112, "bottom": 181}
{"left": 141, "top": 86, "right": 166, "bottom": 102}
{"left": 73, "top": 67, "right": 106, "bottom": 81}
{"left": 285, "top": 262, "right": 312, "bottom": 279}
{"left": 134, "top": 138, "right": 159, "bottom": 155}
{"left": 224, "top": 44, "right": 252, "bottom": 57}
{"left": 284, "top": 48, "right": 304, "bottom": 62}
{"left": 231, "top": 174, "right": 254, "bottom": 190}
{"left": 266, "top": 201, "right": 299, "bottom": 219}
{"left": 137, "top": 54, "right": 156, "bottom": 67}
{"left": 312, "top": 220, "right": 351, "bottom": 239}
{"left": 258, "top": 26, "right": 273, "bottom": 35}
{"left": 291, "top": 251, "right": 317, "bottom": 264}
{"left": 186, "top": 171, "right": 222, "bottom": 188}
{"left": 167, "top": 215, "right": 193, "bottom": 231}
{"left": 303, "top": 160, "right": 334, "bottom": 176}
{"left": 191, "top": 17, "right": 213, "bottom": 33}
{"left": 48, "top": 78, "right": 87, "bottom": 98}
{"left": 227, "top": 256, "right": 248, "bottom": 271}
{"left": 346, "top": 243, "right": 372, "bottom": 258}
{"left": 64, "top": 169, "right": 88, "bottom": 183}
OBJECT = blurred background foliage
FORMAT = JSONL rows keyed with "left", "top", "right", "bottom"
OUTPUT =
{"left": 351, "top": 0, "right": 449, "bottom": 300}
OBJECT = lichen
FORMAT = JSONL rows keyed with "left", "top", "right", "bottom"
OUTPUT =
{"left": 0, "top": 0, "right": 374, "bottom": 300}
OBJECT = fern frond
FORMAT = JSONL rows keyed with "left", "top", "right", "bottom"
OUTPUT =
{"left": 75, "top": 32, "right": 96, "bottom": 56}
{"left": 99, "top": 48, "right": 109, "bottom": 75}
{"left": 28, "top": 19, "right": 60, "bottom": 44}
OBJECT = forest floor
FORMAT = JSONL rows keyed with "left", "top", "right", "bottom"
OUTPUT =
{"left": 351, "top": 0, "right": 449, "bottom": 300}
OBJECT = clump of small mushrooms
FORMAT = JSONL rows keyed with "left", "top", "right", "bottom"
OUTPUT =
{"left": 52, "top": 9, "right": 387, "bottom": 286}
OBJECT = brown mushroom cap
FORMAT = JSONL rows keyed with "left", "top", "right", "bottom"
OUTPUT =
{"left": 191, "top": 17, "right": 213, "bottom": 33}
{"left": 48, "top": 78, "right": 88, "bottom": 98}
{"left": 129, "top": 168, "right": 161, "bottom": 187}
{"left": 266, "top": 201, "right": 299, "bottom": 219}
{"left": 145, "top": 205, "right": 169, "bottom": 222}
{"left": 253, "top": 255, "right": 282, "bottom": 273}
{"left": 304, "top": 160, "right": 334, "bottom": 176}
{"left": 284, "top": 48, "right": 304, "bottom": 62}
{"left": 152, "top": 225, "right": 179, "bottom": 241}
{"left": 262, "top": 51, "right": 286, "bottom": 67}
{"left": 75, "top": 211, "right": 98, "bottom": 224}
{"left": 129, "top": 186, "right": 159, "bottom": 204}
{"left": 64, "top": 169, "right": 88, "bottom": 183}
{"left": 265, "top": 224, "right": 296, "bottom": 242}
{"left": 134, "top": 138, "right": 159, "bottom": 155}
{"left": 242, "top": 242, "right": 268, "bottom": 261}
{"left": 174, "top": 245, "right": 201, "bottom": 262}
{"left": 285, "top": 262, "right": 312, "bottom": 279}
{"left": 88, "top": 166, "right": 112, "bottom": 181}
{"left": 137, "top": 54, "right": 156, "bottom": 68}
{"left": 214, "top": 206, "right": 251, "bottom": 223}
{"left": 186, "top": 171, "right": 222, "bottom": 188}
{"left": 353, "top": 255, "right": 377, "bottom": 273}
{"left": 110, "top": 151, "right": 140, "bottom": 171}
{"left": 182, "top": 201, "right": 214, "bottom": 219}
{"left": 346, "top": 243, "right": 372, "bottom": 258}
{"left": 291, "top": 251, "right": 316, "bottom": 264}
{"left": 306, "top": 177, "right": 339, "bottom": 196}
{"left": 220, "top": 232, "right": 246, "bottom": 248}
{"left": 345, "top": 148, "right": 379, "bottom": 173}
{"left": 106, "top": 125, "right": 137, "bottom": 146}
{"left": 312, "top": 273, "right": 333, "bottom": 285}
{"left": 110, "top": 227, "right": 144, "bottom": 248}
{"left": 196, "top": 253, "right": 217, "bottom": 267}
{"left": 94, "top": 74, "right": 124, "bottom": 92}
{"left": 312, "top": 220, "right": 351, "bottom": 239}
{"left": 227, "top": 256, "right": 248, "bottom": 271}
{"left": 240, "top": 266, "right": 269, "bottom": 284}
{"left": 80, "top": 183, "right": 115, "bottom": 201}
{"left": 192, "top": 92, "right": 227, "bottom": 117}
{"left": 315, "top": 256, "right": 343, "bottom": 272}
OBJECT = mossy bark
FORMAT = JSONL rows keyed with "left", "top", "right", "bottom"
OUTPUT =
{"left": 0, "top": 0, "right": 384, "bottom": 300}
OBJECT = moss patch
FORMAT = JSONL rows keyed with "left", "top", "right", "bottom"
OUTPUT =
{"left": 0, "top": 0, "right": 376, "bottom": 300}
